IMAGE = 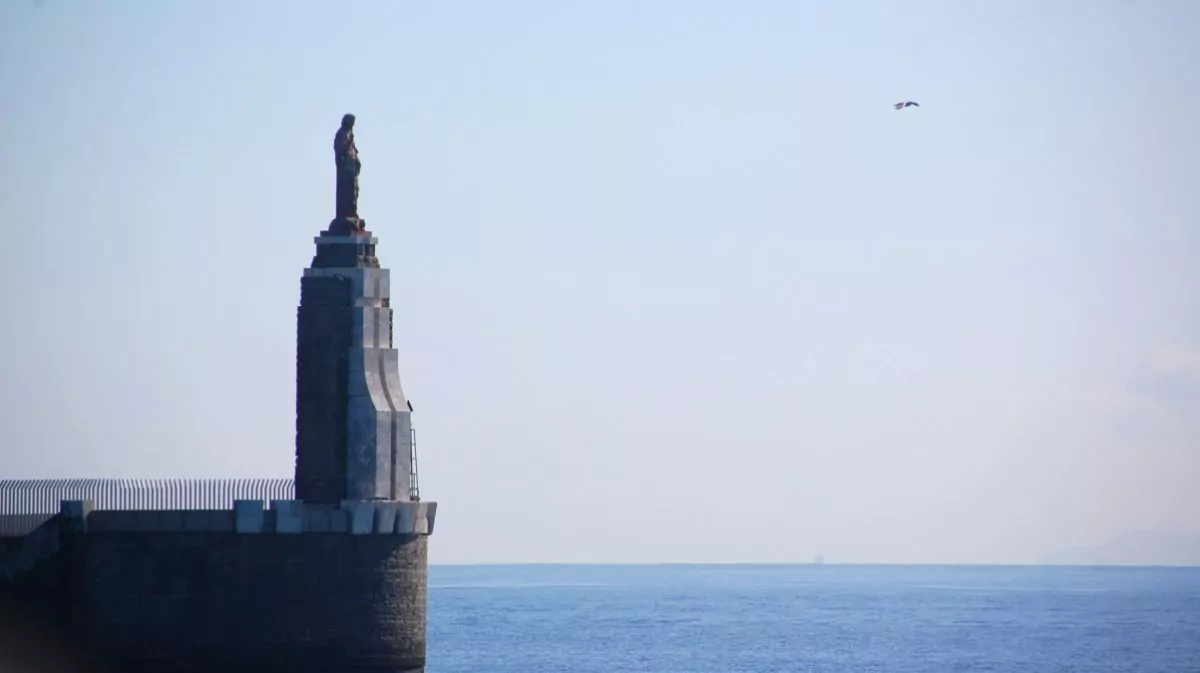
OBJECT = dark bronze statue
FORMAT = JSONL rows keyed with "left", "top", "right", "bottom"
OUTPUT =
{"left": 334, "top": 113, "right": 361, "bottom": 220}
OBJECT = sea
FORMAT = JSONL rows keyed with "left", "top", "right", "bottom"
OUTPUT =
{"left": 427, "top": 564, "right": 1200, "bottom": 673}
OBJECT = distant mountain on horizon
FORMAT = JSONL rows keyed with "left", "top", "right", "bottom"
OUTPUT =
{"left": 1040, "top": 531, "right": 1200, "bottom": 567}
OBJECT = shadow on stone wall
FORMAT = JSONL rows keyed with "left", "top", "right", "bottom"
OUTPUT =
{"left": 0, "top": 595, "right": 109, "bottom": 673}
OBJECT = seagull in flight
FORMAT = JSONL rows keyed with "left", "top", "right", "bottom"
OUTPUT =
{"left": 894, "top": 100, "right": 920, "bottom": 110}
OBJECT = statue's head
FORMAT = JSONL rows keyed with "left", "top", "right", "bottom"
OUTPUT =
{"left": 341, "top": 113, "right": 356, "bottom": 129}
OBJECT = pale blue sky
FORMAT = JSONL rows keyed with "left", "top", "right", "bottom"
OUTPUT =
{"left": 1, "top": 0, "right": 1197, "bottom": 564}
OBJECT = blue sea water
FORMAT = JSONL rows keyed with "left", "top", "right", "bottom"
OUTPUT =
{"left": 427, "top": 564, "right": 1200, "bottom": 673}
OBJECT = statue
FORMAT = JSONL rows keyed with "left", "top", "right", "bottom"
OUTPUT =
{"left": 333, "top": 113, "right": 362, "bottom": 226}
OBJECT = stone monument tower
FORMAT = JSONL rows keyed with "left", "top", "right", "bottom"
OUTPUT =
{"left": 0, "top": 115, "right": 435, "bottom": 673}
{"left": 295, "top": 113, "right": 419, "bottom": 504}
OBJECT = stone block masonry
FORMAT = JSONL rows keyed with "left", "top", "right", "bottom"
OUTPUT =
{"left": 0, "top": 499, "right": 437, "bottom": 673}
{"left": 295, "top": 236, "right": 416, "bottom": 505}
{"left": 82, "top": 532, "right": 428, "bottom": 673}
{"left": 295, "top": 270, "right": 354, "bottom": 504}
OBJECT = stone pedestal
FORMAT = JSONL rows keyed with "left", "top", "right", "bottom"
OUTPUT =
{"left": 295, "top": 233, "right": 415, "bottom": 504}
{"left": 326, "top": 216, "right": 371, "bottom": 237}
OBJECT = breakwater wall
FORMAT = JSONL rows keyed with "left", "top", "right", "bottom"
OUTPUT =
{"left": 0, "top": 498, "right": 437, "bottom": 673}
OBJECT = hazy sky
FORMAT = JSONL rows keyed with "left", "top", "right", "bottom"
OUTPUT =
{"left": 1, "top": 0, "right": 1197, "bottom": 565}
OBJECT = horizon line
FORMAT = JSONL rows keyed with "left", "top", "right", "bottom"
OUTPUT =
{"left": 428, "top": 561, "right": 1200, "bottom": 569}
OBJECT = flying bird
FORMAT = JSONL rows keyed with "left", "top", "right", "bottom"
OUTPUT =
{"left": 894, "top": 100, "right": 920, "bottom": 110}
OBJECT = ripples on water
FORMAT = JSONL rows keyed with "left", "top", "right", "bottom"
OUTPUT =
{"left": 428, "top": 564, "right": 1200, "bottom": 673}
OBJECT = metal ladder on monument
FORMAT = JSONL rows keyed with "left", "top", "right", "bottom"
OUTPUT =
{"left": 409, "top": 427, "right": 420, "bottom": 501}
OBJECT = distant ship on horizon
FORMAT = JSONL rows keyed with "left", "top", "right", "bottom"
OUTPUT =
{"left": 813, "top": 553, "right": 825, "bottom": 565}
